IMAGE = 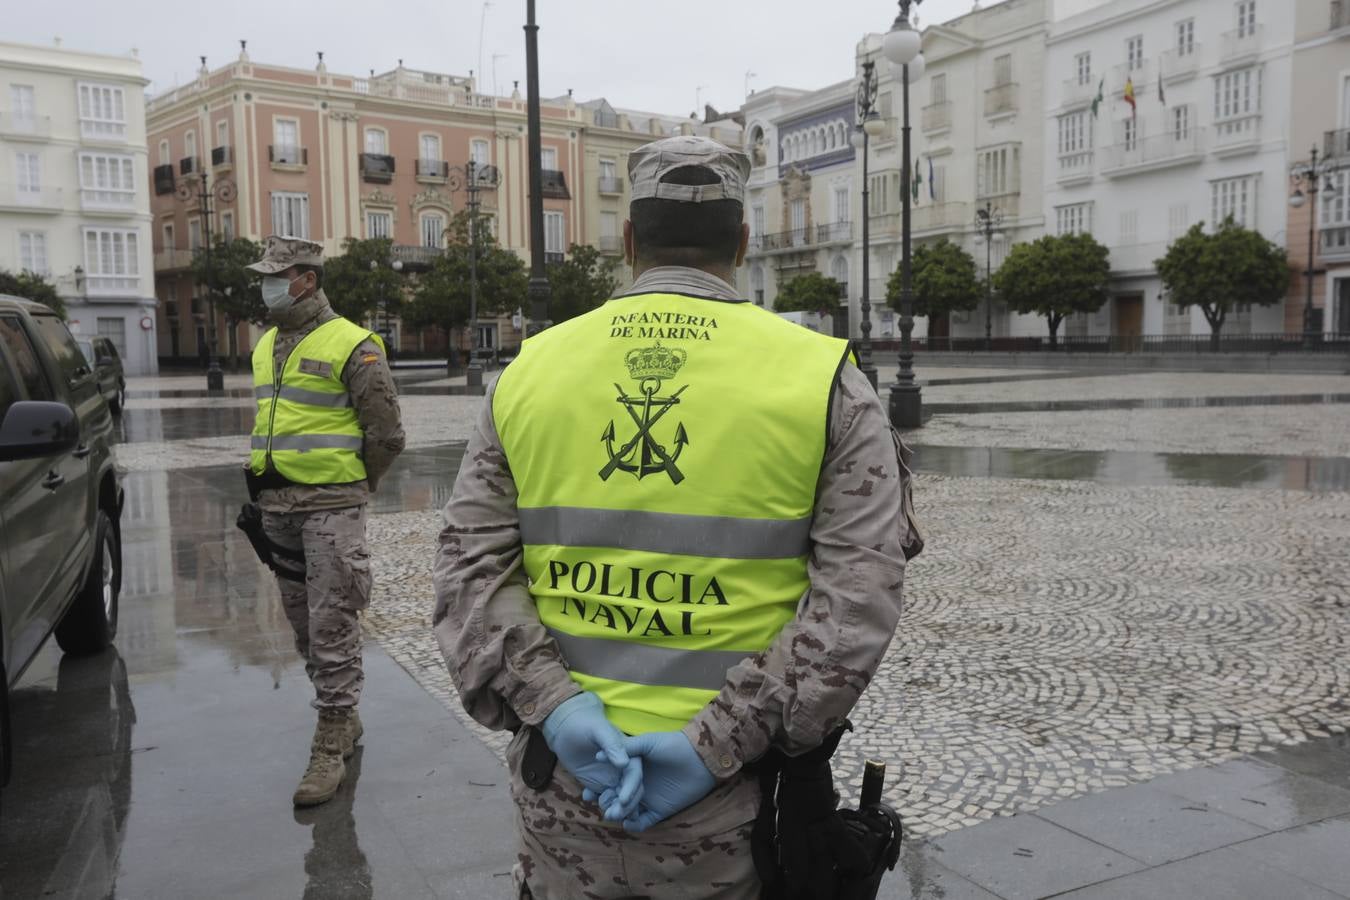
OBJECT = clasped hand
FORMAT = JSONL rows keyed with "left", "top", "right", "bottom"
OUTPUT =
{"left": 540, "top": 693, "right": 716, "bottom": 832}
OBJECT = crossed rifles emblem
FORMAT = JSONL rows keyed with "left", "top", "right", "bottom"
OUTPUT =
{"left": 600, "top": 342, "right": 690, "bottom": 484}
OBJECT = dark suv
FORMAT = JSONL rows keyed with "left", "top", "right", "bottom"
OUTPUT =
{"left": 0, "top": 296, "right": 123, "bottom": 804}
{"left": 76, "top": 335, "right": 127, "bottom": 415}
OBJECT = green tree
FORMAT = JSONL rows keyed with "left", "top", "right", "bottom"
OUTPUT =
{"left": 189, "top": 237, "right": 264, "bottom": 366}
{"left": 775, "top": 272, "right": 843, "bottom": 317}
{"left": 0, "top": 269, "right": 65, "bottom": 318}
{"left": 1155, "top": 218, "right": 1289, "bottom": 350}
{"left": 994, "top": 233, "right": 1110, "bottom": 348}
{"left": 547, "top": 244, "right": 620, "bottom": 324}
{"left": 886, "top": 237, "right": 982, "bottom": 320}
{"left": 403, "top": 211, "right": 527, "bottom": 367}
{"left": 322, "top": 237, "right": 408, "bottom": 325}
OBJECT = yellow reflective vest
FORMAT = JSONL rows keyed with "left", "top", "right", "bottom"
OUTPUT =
{"left": 493, "top": 292, "right": 851, "bottom": 734}
{"left": 249, "top": 317, "right": 380, "bottom": 485}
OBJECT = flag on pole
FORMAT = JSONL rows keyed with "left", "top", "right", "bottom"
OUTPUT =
{"left": 913, "top": 158, "right": 922, "bottom": 203}
{"left": 927, "top": 155, "right": 936, "bottom": 201}
{"left": 1158, "top": 75, "right": 1166, "bottom": 107}
{"left": 1090, "top": 77, "right": 1105, "bottom": 118}
{"left": 1123, "top": 77, "right": 1137, "bottom": 119}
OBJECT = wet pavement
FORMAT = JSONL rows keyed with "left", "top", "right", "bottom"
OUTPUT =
{"left": 3, "top": 365, "right": 1348, "bottom": 899}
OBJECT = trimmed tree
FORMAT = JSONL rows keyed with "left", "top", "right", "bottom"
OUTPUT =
{"left": 775, "top": 272, "right": 843, "bottom": 317}
{"left": 886, "top": 237, "right": 982, "bottom": 327}
{"left": 994, "top": 233, "right": 1110, "bottom": 348}
{"left": 547, "top": 244, "right": 620, "bottom": 324}
{"left": 1155, "top": 218, "right": 1289, "bottom": 350}
{"left": 189, "top": 237, "right": 264, "bottom": 367}
{"left": 0, "top": 269, "right": 65, "bottom": 318}
{"left": 322, "top": 237, "right": 408, "bottom": 326}
{"left": 403, "top": 211, "right": 527, "bottom": 367}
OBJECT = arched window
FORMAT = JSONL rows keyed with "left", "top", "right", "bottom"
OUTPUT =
{"left": 364, "top": 127, "right": 388, "bottom": 155}
{"left": 751, "top": 265, "right": 765, "bottom": 306}
{"left": 831, "top": 255, "right": 849, "bottom": 295}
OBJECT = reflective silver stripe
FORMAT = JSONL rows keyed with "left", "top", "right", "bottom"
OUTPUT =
{"left": 250, "top": 434, "right": 363, "bottom": 451}
{"left": 519, "top": 507, "right": 811, "bottom": 559}
{"left": 277, "top": 385, "right": 351, "bottom": 408}
{"left": 254, "top": 384, "right": 272, "bottom": 399}
{"left": 546, "top": 628, "right": 748, "bottom": 691}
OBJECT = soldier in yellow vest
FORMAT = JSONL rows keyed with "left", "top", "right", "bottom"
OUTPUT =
{"left": 432, "top": 138, "right": 921, "bottom": 897}
{"left": 244, "top": 236, "right": 405, "bottom": 807}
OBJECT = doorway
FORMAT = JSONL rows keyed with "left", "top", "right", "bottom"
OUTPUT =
{"left": 1113, "top": 294, "right": 1144, "bottom": 352}
{"left": 1335, "top": 277, "right": 1350, "bottom": 335}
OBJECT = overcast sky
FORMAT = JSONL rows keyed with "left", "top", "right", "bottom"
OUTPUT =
{"left": 11, "top": 0, "right": 975, "bottom": 115}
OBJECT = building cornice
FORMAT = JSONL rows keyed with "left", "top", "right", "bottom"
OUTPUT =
{"left": 1048, "top": 0, "right": 1196, "bottom": 45}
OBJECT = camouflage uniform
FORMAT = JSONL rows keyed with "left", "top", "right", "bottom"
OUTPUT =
{"left": 251, "top": 263, "right": 406, "bottom": 710}
{"left": 432, "top": 264, "right": 921, "bottom": 898}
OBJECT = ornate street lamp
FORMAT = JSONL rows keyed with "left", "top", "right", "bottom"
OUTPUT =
{"left": 368, "top": 256, "right": 404, "bottom": 359}
{"left": 175, "top": 166, "right": 236, "bottom": 392}
{"left": 444, "top": 159, "right": 501, "bottom": 386}
{"left": 1289, "top": 145, "right": 1342, "bottom": 347}
{"left": 524, "top": 0, "right": 551, "bottom": 336}
{"left": 883, "top": 0, "right": 924, "bottom": 429}
{"left": 973, "top": 201, "right": 1005, "bottom": 352}
{"left": 851, "top": 55, "right": 887, "bottom": 390}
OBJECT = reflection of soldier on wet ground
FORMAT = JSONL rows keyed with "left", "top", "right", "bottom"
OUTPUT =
{"left": 294, "top": 747, "right": 373, "bottom": 900}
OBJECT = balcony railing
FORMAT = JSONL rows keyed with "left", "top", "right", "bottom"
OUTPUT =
{"left": 752, "top": 222, "right": 853, "bottom": 252}
{"left": 390, "top": 244, "right": 443, "bottom": 270}
{"left": 1212, "top": 115, "right": 1261, "bottom": 151}
{"left": 1112, "top": 61, "right": 1151, "bottom": 90}
{"left": 86, "top": 274, "right": 141, "bottom": 296}
{"left": 416, "top": 158, "right": 449, "bottom": 180}
{"left": 1322, "top": 225, "right": 1350, "bottom": 259}
{"left": 360, "top": 153, "right": 396, "bottom": 183}
{"left": 598, "top": 175, "right": 624, "bottom": 194}
{"left": 211, "top": 145, "right": 233, "bottom": 167}
{"left": 816, "top": 220, "right": 852, "bottom": 243}
{"left": 179, "top": 156, "right": 199, "bottom": 175}
{"left": 545, "top": 251, "right": 566, "bottom": 265}
{"left": 1159, "top": 46, "right": 1201, "bottom": 81}
{"left": 1325, "top": 128, "right": 1350, "bottom": 159}
{"left": 984, "top": 83, "right": 1018, "bottom": 117}
{"left": 80, "top": 119, "right": 126, "bottom": 141}
{"left": 1102, "top": 128, "right": 1205, "bottom": 175}
{"left": 80, "top": 188, "right": 137, "bottom": 211}
{"left": 1062, "top": 76, "right": 1097, "bottom": 106}
{"left": 1, "top": 185, "right": 63, "bottom": 211}
{"left": 598, "top": 235, "right": 623, "bottom": 255}
{"left": 269, "top": 145, "right": 308, "bottom": 166}
{"left": 1057, "top": 151, "right": 1095, "bottom": 183}
{"left": 154, "top": 248, "right": 195, "bottom": 271}
{"left": 0, "top": 113, "right": 51, "bottom": 139}
{"left": 153, "top": 164, "right": 176, "bottom": 196}
{"left": 1221, "top": 25, "right": 1263, "bottom": 62}
{"left": 541, "top": 169, "right": 571, "bottom": 199}
{"left": 922, "top": 101, "right": 952, "bottom": 133}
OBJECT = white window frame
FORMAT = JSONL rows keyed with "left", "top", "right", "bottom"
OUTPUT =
{"left": 270, "top": 191, "right": 311, "bottom": 238}
{"left": 541, "top": 147, "right": 558, "bottom": 171}
{"left": 1057, "top": 112, "right": 1092, "bottom": 157}
{"left": 543, "top": 210, "right": 565, "bottom": 254}
{"left": 992, "top": 54, "right": 1013, "bottom": 87}
{"left": 184, "top": 130, "right": 197, "bottom": 163}
{"left": 599, "top": 210, "right": 619, "bottom": 240}
{"left": 1210, "top": 175, "right": 1258, "bottom": 228}
{"left": 1168, "top": 203, "right": 1190, "bottom": 240}
{"left": 158, "top": 139, "right": 170, "bottom": 166}
{"left": 364, "top": 127, "right": 388, "bottom": 155}
{"left": 931, "top": 73, "right": 948, "bottom": 105}
{"left": 78, "top": 152, "right": 137, "bottom": 209}
{"left": 1055, "top": 203, "right": 1092, "bottom": 236}
{"left": 834, "top": 185, "right": 850, "bottom": 224}
{"left": 188, "top": 218, "right": 202, "bottom": 251}
{"left": 471, "top": 138, "right": 491, "bottom": 167}
{"left": 977, "top": 144, "right": 1020, "bottom": 197}
{"left": 1119, "top": 210, "right": 1139, "bottom": 245}
{"left": 420, "top": 133, "right": 442, "bottom": 163}
{"left": 1126, "top": 36, "right": 1144, "bottom": 71}
{"left": 161, "top": 222, "right": 175, "bottom": 251}
{"left": 1173, "top": 105, "right": 1192, "bottom": 140}
{"left": 1176, "top": 19, "right": 1195, "bottom": 56}
{"left": 215, "top": 119, "right": 229, "bottom": 149}
{"left": 1075, "top": 52, "right": 1092, "bottom": 86}
{"left": 1122, "top": 117, "right": 1138, "bottom": 152}
{"left": 77, "top": 82, "right": 127, "bottom": 139}
{"left": 10, "top": 85, "right": 36, "bottom": 125}
{"left": 273, "top": 118, "right": 301, "bottom": 162}
{"left": 1214, "top": 67, "right": 1262, "bottom": 122}
{"left": 82, "top": 227, "right": 141, "bottom": 294}
{"left": 18, "top": 231, "right": 48, "bottom": 275}
{"left": 1237, "top": 0, "right": 1257, "bottom": 38}
{"left": 220, "top": 210, "right": 235, "bottom": 242}
{"left": 14, "top": 151, "right": 40, "bottom": 200}
{"left": 367, "top": 209, "right": 394, "bottom": 240}
{"left": 599, "top": 157, "right": 617, "bottom": 180}
{"left": 421, "top": 212, "right": 447, "bottom": 249}
{"left": 790, "top": 199, "right": 806, "bottom": 244}
{"left": 752, "top": 205, "right": 765, "bottom": 239}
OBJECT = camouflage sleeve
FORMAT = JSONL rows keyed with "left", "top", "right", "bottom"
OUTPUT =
{"left": 430, "top": 377, "right": 580, "bottom": 732}
{"left": 342, "top": 337, "right": 406, "bottom": 492}
{"left": 682, "top": 363, "right": 923, "bottom": 779}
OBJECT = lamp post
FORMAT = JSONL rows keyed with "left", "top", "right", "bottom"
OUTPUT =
{"left": 852, "top": 59, "right": 886, "bottom": 390}
{"left": 442, "top": 158, "right": 500, "bottom": 385}
{"left": 1288, "top": 145, "right": 1342, "bottom": 347}
{"left": 175, "top": 165, "right": 236, "bottom": 392}
{"left": 883, "top": 0, "right": 924, "bottom": 429}
{"left": 524, "top": 0, "right": 552, "bottom": 335}
{"left": 973, "top": 201, "right": 1005, "bottom": 352}
{"left": 368, "top": 256, "right": 403, "bottom": 358}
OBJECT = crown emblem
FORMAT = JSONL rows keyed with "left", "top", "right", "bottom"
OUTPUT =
{"left": 624, "top": 342, "right": 686, "bottom": 381}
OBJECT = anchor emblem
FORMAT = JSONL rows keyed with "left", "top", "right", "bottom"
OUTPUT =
{"left": 599, "top": 342, "right": 690, "bottom": 484}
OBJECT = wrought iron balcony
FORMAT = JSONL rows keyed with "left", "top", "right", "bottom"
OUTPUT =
{"left": 211, "top": 146, "right": 233, "bottom": 167}
{"left": 154, "top": 248, "right": 195, "bottom": 272}
{"left": 416, "top": 158, "right": 449, "bottom": 180}
{"left": 1325, "top": 128, "right": 1350, "bottom": 160}
{"left": 1212, "top": 115, "right": 1262, "bottom": 155}
{"left": 922, "top": 101, "right": 952, "bottom": 133}
{"left": 360, "top": 153, "right": 396, "bottom": 184}
{"left": 598, "top": 175, "right": 624, "bottom": 195}
{"left": 179, "top": 156, "right": 199, "bottom": 175}
{"left": 1102, "top": 128, "right": 1206, "bottom": 176}
{"left": 390, "top": 244, "right": 442, "bottom": 271}
{"left": 541, "top": 169, "right": 570, "bottom": 199}
{"left": 153, "top": 164, "right": 176, "bottom": 196}
{"left": 269, "top": 145, "right": 308, "bottom": 166}
{"left": 815, "top": 220, "right": 852, "bottom": 243}
{"left": 984, "top": 83, "right": 1018, "bottom": 117}
{"left": 598, "top": 235, "right": 623, "bottom": 255}
{"left": 544, "top": 250, "right": 566, "bottom": 265}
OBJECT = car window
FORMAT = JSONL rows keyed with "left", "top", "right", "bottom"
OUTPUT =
{"left": 102, "top": 339, "right": 121, "bottom": 362}
{"left": 0, "top": 315, "right": 56, "bottom": 403}
{"left": 77, "top": 339, "right": 95, "bottom": 364}
{"left": 29, "top": 313, "right": 92, "bottom": 387}
{"left": 0, "top": 333, "right": 18, "bottom": 422}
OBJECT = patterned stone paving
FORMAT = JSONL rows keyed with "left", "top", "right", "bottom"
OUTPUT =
{"left": 362, "top": 472, "right": 1350, "bottom": 838}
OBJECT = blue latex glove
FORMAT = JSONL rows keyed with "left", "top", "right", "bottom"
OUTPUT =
{"left": 540, "top": 692, "right": 642, "bottom": 813}
{"left": 613, "top": 731, "right": 717, "bottom": 833}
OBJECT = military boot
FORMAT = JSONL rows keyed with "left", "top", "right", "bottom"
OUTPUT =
{"left": 293, "top": 709, "right": 356, "bottom": 807}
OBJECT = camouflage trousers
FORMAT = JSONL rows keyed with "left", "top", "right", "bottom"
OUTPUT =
{"left": 506, "top": 728, "right": 762, "bottom": 900}
{"left": 263, "top": 506, "right": 372, "bottom": 710}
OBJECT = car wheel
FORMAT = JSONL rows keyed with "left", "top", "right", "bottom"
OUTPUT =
{"left": 55, "top": 509, "right": 120, "bottom": 656}
{"left": 109, "top": 384, "right": 125, "bottom": 416}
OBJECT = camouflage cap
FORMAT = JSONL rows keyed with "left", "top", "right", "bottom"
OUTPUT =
{"left": 628, "top": 136, "right": 751, "bottom": 205}
{"left": 245, "top": 235, "right": 325, "bottom": 275}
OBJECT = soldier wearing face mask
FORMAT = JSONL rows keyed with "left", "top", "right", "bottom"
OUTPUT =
{"left": 243, "top": 235, "right": 405, "bottom": 807}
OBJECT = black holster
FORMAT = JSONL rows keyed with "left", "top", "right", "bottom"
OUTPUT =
{"left": 235, "top": 501, "right": 306, "bottom": 583}
{"left": 751, "top": 721, "right": 903, "bottom": 900}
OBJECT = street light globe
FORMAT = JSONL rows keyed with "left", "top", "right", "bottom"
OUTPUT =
{"left": 974, "top": 232, "right": 986, "bottom": 246}
{"left": 993, "top": 230, "right": 1006, "bottom": 244}
{"left": 863, "top": 114, "right": 886, "bottom": 137}
{"left": 850, "top": 127, "right": 866, "bottom": 149}
{"left": 1289, "top": 190, "right": 1306, "bottom": 209}
{"left": 392, "top": 259, "right": 404, "bottom": 272}
{"left": 369, "top": 259, "right": 378, "bottom": 271}
{"left": 905, "top": 53, "right": 927, "bottom": 83}
{"left": 883, "top": 20, "right": 922, "bottom": 67}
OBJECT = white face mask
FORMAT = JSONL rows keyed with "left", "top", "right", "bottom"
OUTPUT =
{"left": 261, "top": 275, "right": 300, "bottom": 311}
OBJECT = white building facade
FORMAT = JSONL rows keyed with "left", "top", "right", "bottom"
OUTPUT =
{"left": 1043, "top": 0, "right": 1293, "bottom": 340}
{"left": 0, "top": 41, "right": 157, "bottom": 374}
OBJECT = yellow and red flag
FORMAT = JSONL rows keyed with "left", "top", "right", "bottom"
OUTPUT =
{"left": 1123, "top": 77, "right": 1137, "bottom": 119}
